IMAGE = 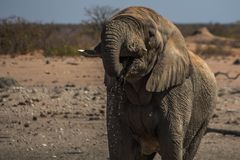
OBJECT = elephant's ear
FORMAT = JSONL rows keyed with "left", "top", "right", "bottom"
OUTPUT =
{"left": 146, "top": 32, "right": 190, "bottom": 92}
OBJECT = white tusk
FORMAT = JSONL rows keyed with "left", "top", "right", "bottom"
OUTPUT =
{"left": 78, "top": 49, "right": 85, "bottom": 52}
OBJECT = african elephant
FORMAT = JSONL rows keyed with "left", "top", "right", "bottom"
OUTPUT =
{"left": 81, "top": 6, "right": 217, "bottom": 160}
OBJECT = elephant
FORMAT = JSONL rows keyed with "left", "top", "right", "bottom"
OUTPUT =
{"left": 80, "top": 6, "right": 217, "bottom": 160}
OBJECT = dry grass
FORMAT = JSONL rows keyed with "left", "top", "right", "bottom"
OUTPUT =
{"left": 0, "top": 16, "right": 100, "bottom": 56}
{"left": 195, "top": 45, "right": 231, "bottom": 58}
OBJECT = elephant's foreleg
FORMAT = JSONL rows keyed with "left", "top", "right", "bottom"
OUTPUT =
{"left": 161, "top": 138, "right": 183, "bottom": 160}
{"left": 107, "top": 116, "right": 141, "bottom": 159}
{"left": 159, "top": 121, "right": 184, "bottom": 160}
{"left": 183, "top": 120, "right": 209, "bottom": 160}
{"left": 107, "top": 90, "right": 141, "bottom": 159}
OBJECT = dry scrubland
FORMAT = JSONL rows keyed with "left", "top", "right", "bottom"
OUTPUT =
{"left": 0, "top": 18, "right": 240, "bottom": 160}
{"left": 1, "top": 16, "right": 240, "bottom": 56}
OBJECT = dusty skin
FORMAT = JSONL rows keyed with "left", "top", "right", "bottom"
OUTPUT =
{"left": 0, "top": 52, "right": 239, "bottom": 160}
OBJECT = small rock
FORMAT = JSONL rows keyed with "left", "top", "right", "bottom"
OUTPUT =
{"left": 32, "top": 116, "right": 37, "bottom": 121}
{"left": 27, "top": 148, "right": 33, "bottom": 152}
{"left": 212, "top": 114, "right": 219, "bottom": 118}
{"left": 86, "top": 113, "right": 94, "bottom": 117}
{"left": 24, "top": 122, "right": 30, "bottom": 128}
{"left": 229, "top": 88, "right": 240, "bottom": 95}
{"left": 42, "top": 144, "right": 47, "bottom": 147}
{"left": 233, "top": 59, "right": 240, "bottom": 65}
{"left": 75, "top": 111, "right": 80, "bottom": 115}
{"left": 50, "top": 95, "right": 59, "bottom": 99}
{"left": 83, "top": 86, "right": 89, "bottom": 91}
{"left": 33, "top": 133, "right": 38, "bottom": 136}
{"left": 45, "top": 60, "right": 50, "bottom": 64}
{"left": 40, "top": 112, "right": 47, "bottom": 118}
{"left": 52, "top": 80, "right": 58, "bottom": 83}
{"left": 93, "top": 92, "right": 101, "bottom": 96}
{"left": 83, "top": 104, "right": 88, "bottom": 107}
{"left": 32, "top": 98, "right": 40, "bottom": 102}
{"left": 65, "top": 83, "right": 76, "bottom": 88}
{"left": 53, "top": 87, "right": 62, "bottom": 94}
{"left": 225, "top": 119, "right": 240, "bottom": 125}
{"left": 32, "top": 88, "right": 38, "bottom": 93}
{"left": 232, "top": 120, "right": 240, "bottom": 125}
{"left": 0, "top": 77, "right": 19, "bottom": 89}
{"left": 73, "top": 92, "right": 79, "bottom": 97}
{"left": 99, "top": 109, "right": 105, "bottom": 115}
{"left": 18, "top": 102, "right": 26, "bottom": 105}
{"left": 45, "top": 71, "right": 50, "bottom": 74}
{"left": 89, "top": 117, "right": 100, "bottom": 121}
{"left": 66, "top": 62, "right": 79, "bottom": 65}
{"left": 25, "top": 99, "right": 32, "bottom": 105}
{"left": 1, "top": 94, "right": 10, "bottom": 98}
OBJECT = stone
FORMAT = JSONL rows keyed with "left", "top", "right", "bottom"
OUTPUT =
{"left": 0, "top": 77, "right": 19, "bottom": 89}
{"left": 233, "top": 59, "right": 240, "bottom": 65}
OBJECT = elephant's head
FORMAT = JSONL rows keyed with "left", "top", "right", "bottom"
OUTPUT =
{"left": 85, "top": 7, "right": 191, "bottom": 92}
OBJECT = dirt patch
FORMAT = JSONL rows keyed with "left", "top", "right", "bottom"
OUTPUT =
{"left": 0, "top": 54, "right": 239, "bottom": 160}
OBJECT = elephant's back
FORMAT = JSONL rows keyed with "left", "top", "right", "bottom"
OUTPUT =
{"left": 114, "top": 6, "right": 161, "bottom": 21}
{"left": 111, "top": 6, "right": 177, "bottom": 34}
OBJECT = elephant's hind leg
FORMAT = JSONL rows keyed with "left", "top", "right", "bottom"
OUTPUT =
{"left": 183, "top": 120, "right": 209, "bottom": 160}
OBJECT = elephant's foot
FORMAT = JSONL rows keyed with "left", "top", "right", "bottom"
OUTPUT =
{"left": 140, "top": 137, "right": 160, "bottom": 155}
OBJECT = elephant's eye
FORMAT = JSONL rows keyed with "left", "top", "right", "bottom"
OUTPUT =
{"left": 148, "top": 29, "right": 155, "bottom": 38}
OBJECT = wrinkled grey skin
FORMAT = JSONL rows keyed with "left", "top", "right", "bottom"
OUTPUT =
{"left": 86, "top": 7, "right": 217, "bottom": 160}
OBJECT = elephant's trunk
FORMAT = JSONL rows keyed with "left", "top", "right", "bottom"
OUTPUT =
{"left": 101, "top": 20, "right": 126, "bottom": 78}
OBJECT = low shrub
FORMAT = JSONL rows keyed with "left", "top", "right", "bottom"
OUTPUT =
{"left": 196, "top": 45, "right": 230, "bottom": 58}
{"left": 0, "top": 16, "right": 100, "bottom": 56}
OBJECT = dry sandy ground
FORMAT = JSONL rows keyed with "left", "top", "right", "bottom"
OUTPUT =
{"left": 0, "top": 53, "right": 239, "bottom": 160}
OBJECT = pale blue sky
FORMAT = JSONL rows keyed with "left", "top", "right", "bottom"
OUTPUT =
{"left": 0, "top": 0, "right": 239, "bottom": 23}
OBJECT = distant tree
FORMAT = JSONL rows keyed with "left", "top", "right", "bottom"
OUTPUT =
{"left": 84, "top": 5, "right": 119, "bottom": 31}
{"left": 0, "top": 16, "right": 28, "bottom": 24}
{"left": 235, "top": 20, "right": 240, "bottom": 24}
